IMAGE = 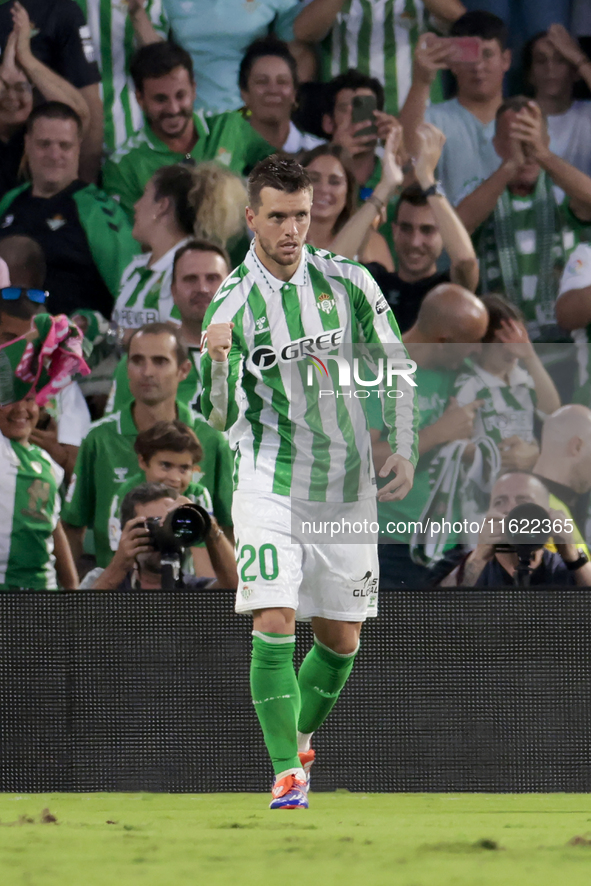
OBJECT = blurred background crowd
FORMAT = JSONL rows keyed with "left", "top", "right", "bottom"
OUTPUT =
{"left": 3, "top": 0, "right": 591, "bottom": 591}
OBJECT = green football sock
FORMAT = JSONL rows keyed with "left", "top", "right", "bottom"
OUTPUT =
{"left": 250, "top": 631, "right": 301, "bottom": 776}
{"left": 297, "top": 637, "right": 358, "bottom": 735}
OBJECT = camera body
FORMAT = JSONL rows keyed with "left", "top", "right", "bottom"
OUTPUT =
{"left": 145, "top": 503, "right": 211, "bottom": 557}
{"left": 493, "top": 502, "right": 551, "bottom": 556}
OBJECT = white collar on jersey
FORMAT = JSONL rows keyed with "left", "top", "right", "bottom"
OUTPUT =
{"left": 245, "top": 238, "right": 309, "bottom": 294}
{"left": 149, "top": 236, "right": 193, "bottom": 273}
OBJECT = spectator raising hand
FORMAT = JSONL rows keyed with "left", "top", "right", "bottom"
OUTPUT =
{"left": 525, "top": 25, "right": 591, "bottom": 180}
{"left": 327, "top": 125, "right": 403, "bottom": 268}
{"left": 545, "top": 23, "right": 591, "bottom": 72}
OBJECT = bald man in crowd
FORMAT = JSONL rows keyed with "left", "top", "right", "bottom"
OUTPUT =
{"left": 440, "top": 471, "right": 591, "bottom": 587}
{"left": 533, "top": 404, "right": 591, "bottom": 544}
{"left": 368, "top": 283, "right": 489, "bottom": 588}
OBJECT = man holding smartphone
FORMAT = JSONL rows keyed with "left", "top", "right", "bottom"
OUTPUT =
{"left": 321, "top": 69, "right": 400, "bottom": 191}
{"left": 400, "top": 10, "right": 511, "bottom": 206}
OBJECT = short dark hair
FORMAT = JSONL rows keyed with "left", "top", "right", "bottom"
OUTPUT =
{"left": 127, "top": 321, "right": 189, "bottom": 367}
{"left": 152, "top": 164, "right": 198, "bottom": 235}
{"left": 130, "top": 41, "right": 194, "bottom": 93}
{"left": 392, "top": 183, "right": 429, "bottom": 223}
{"left": 323, "top": 69, "right": 385, "bottom": 118}
{"left": 495, "top": 95, "right": 547, "bottom": 131}
{"left": 239, "top": 36, "right": 298, "bottom": 93}
{"left": 481, "top": 293, "right": 525, "bottom": 343}
{"left": 450, "top": 10, "right": 508, "bottom": 51}
{"left": 299, "top": 143, "right": 357, "bottom": 234}
{"left": 26, "top": 101, "right": 83, "bottom": 138}
{"left": 134, "top": 419, "right": 203, "bottom": 465}
{"left": 247, "top": 154, "right": 312, "bottom": 211}
{"left": 0, "top": 235, "right": 46, "bottom": 289}
{"left": 172, "top": 239, "right": 230, "bottom": 283}
{"left": 120, "top": 482, "right": 179, "bottom": 530}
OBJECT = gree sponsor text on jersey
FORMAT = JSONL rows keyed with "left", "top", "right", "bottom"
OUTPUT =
{"left": 248, "top": 327, "right": 345, "bottom": 370}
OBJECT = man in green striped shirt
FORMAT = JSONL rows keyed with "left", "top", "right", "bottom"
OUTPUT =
{"left": 74, "top": 0, "right": 168, "bottom": 152}
{"left": 200, "top": 155, "right": 418, "bottom": 809}
{"left": 102, "top": 41, "right": 274, "bottom": 220}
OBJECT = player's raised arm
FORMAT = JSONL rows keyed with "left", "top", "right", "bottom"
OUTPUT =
{"left": 200, "top": 314, "right": 243, "bottom": 431}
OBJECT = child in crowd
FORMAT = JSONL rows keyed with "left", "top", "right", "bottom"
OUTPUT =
{"left": 0, "top": 394, "right": 78, "bottom": 590}
{"left": 108, "top": 420, "right": 215, "bottom": 576}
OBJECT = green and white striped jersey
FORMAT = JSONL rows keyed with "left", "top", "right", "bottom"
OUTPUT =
{"left": 558, "top": 243, "right": 591, "bottom": 399}
{"left": 112, "top": 238, "right": 189, "bottom": 331}
{"left": 0, "top": 434, "right": 64, "bottom": 590}
{"left": 476, "top": 191, "right": 588, "bottom": 333}
{"left": 74, "top": 0, "right": 169, "bottom": 152}
{"left": 310, "top": 0, "right": 442, "bottom": 116}
{"left": 454, "top": 361, "right": 538, "bottom": 446}
{"left": 200, "top": 242, "right": 418, "bottom": 502}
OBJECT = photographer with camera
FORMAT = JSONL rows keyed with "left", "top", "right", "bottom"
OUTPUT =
{"left": 82, "top": 482, "right": 237, "bottom": 590}
{"left": 440, "top": 471, "right": 591, "bottom": 587}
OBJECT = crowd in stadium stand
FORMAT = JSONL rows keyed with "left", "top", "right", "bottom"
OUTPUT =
{"left": 3, "top": 0, "right": 591, "bottom": 590}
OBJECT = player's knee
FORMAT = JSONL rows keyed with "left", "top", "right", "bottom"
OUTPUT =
{"left": 252, "top": 607, "right": 296, "bottom": 635}
{"left": 313, "top": 620, "right": 362, "bottom": 655}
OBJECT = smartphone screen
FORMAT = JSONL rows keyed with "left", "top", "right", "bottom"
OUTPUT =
{"left": 444, "top": 36, "right": 482, "bottom": 64}
{"left": 351, "top": 94, "right": 378, "bottom": 138}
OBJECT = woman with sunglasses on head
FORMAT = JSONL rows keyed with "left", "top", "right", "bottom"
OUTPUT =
{"left": 0, "top": 3, "right": 89, "bottom": 201}
{"left": 0, "top": 237, "right": 91, "bottom": 484}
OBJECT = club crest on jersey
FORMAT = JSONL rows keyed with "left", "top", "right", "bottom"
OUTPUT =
{"left": 316, "top": 292, "right": 335, "bottom": 314}
{"left": 114, "top": 468, "right": 128, "bottom": 483}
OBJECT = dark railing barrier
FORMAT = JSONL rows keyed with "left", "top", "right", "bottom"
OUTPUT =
{"left": 1, "top": 589, "right": 591, "bottom": 793}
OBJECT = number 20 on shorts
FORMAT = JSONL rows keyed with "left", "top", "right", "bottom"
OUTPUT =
{"left": 238, "top": 543, "right": 279, "bottom": 582}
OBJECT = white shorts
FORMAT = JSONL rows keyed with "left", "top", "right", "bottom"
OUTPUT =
{"left": 232, "top": 491, "right": 379, "bottom": 621}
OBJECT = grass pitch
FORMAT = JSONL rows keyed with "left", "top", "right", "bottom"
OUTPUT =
{"left": 2, "top": 792, "right": 591, "bottom": 886}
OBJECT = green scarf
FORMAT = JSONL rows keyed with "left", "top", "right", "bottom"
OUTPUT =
{"left": 410, "top": 436, "right": 500, "bottom": 567}
{"left": 480, "top": 171, "right": 559, "bottom": 323}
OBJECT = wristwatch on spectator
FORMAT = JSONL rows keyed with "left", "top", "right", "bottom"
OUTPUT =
{"left": 422, "top": 181, "right": 445, "bottom": 199}
{"left": 565, "top": 550, "right": 589, "bottom": 571}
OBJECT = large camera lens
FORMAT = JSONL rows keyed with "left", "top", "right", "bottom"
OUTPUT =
{"left": 169, "top": 504, "right": 211, "bottom": 547}
{"left": 505, "top": 502, "right": 550, "bottom": 550}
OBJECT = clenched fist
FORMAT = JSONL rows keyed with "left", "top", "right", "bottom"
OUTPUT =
{"left": 206, "top": 322, "right": 234, "bottom": 362}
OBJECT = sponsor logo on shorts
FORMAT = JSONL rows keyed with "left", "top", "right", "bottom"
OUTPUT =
{"left": 352, "top": 570, "right": 378, "bottom": 597}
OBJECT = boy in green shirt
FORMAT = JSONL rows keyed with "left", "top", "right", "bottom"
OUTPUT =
{"left": 108, "top": 419, "right": 215, "bottom": 577}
